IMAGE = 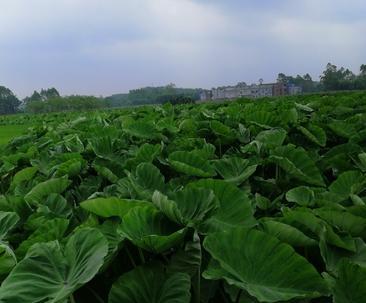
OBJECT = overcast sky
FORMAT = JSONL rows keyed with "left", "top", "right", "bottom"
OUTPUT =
{"left": 1, "top": 0, "right": 365, "bottom": 98}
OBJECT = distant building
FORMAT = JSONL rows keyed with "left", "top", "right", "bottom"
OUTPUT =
{"left": 251, "top": 83, "right": 273, "bottom": 98}
{"left": 273, "top": 82, "right": 287, "bottom": 96}
{"left": 287, "top": 83, "right": 303, "bottom": 95}
{"left": 199, "top": 90, "right": 212, "bottom": 101}
{"left": 199, "top": 80, "right": 302, "bottom": 101}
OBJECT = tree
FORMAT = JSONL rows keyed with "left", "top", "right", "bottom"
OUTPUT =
{"left": 303, "top": 73, "right": 312, "bottom": 81}
{"left": 277, "top": 73, "right": 290, "bottom": 84}
{"left": 27, "top": 91, "right": 42, "bottom": 102}
{"left": 320, "top": 63, "right": 348, "bottom": 90}
{"left": 355, "top": 64, "right": 366, "bottom": 90}
{"left": 277, "top": 73, "right": 316, "bottom": 93}
{"left": 0, "top": 86, "right": 20, "bottom": 115}
{"left": 40, "top": 88, "right": 60, "bottom": 100}
{"left": 24, "top": 88, "right": 60, "bottom": 103}
{"left": 360, "top": 64, "right": 366, "bottom": 76}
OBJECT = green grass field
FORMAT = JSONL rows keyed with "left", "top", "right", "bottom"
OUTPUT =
{"left": 0, "top": 124, "right": 29, "bottom": 145}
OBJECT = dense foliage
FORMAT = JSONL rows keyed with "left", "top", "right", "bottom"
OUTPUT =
{"left": 278, "top": 63, "right": 366, "bottom": 93}
{"left": 0, "top": 91, "right": 366, "bottom": 302}
{"left": 106, "top": 84, "right": 201, "bottom": 107}
{"left": 0, "top": 86, "right": 20, "bottom": 115}
{"left": 25, "top": 95, "right": 106, "bottom": 113}
{"left": 321, "top": 63, "right": 366, "bottom": 91}
{"left": 23, "top": 88, "right": 60, "bottom": 103}
{"left": 20, "top": 85, "right": 198, "bottom": 113}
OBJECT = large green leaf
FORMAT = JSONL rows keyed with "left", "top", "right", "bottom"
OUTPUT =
{"left": 168, "top": 231, "right": 201, "bottom": 277}
{"left": 168, "top": 151, "right": 216, "bottom": 177}
{"left": 356, "top": 152, "right": 366, "bottom": 172}
{"left": 63, "top": 134, "right": 84, "bottom": 153}
{"left": 97, "top": 220, "right": 125, "bottom": 269}
{"left": 210, "top": 120, "right": 237, "bottom": 145}
{"left": 190, "top": 179, "right": 256, "bottom": 233}
{"left": 54, "top": 158, "right": 84, "bottom": 177}
{"left": 0, "top": 212, "right": 19, "bottom": 240}
{"left": 245, "top": 111, "right": 278, "bottom": 129}
{"left": 89, "top": 136, "right": 120, "bottom": 162}
{"left": 118, "top": 206, "right": 186, "bottom": 253}
{"left": 109, "top": 264, "right": 191, "bottom": 303}
{"left": 80, "top": 197, "right": 151, "bottom": 219}
{"left": 319, "top": 143, "right": 362, "bottom": 172}
{"left": 260, "top": 220, "right": 317, "bottom": 247}
{"left": 269, "top": 145, "right": 325, "bottom": 186}
{"left": 92, "top": 163, "right": 119, "bottom": 183}
{"left": 0, "top": 228, "right": 108, "bottom": 303}
{"left": 15, "top": 218, "right": 69, "bottom": 258}
{"left": 328, "top": 120, "right": 356, "bottom": 139}
{"left": 152, "top": 187, "right": 217, "bottom": 227}
{"left": 128, "top": 163, "right": 165, "bottom": 200}
{"left": 191, "top": 143, "right": 216, "bottom": 161}
{"left": 24, "top": 176, "right": 71, "bottom": 204}
{"left": 134, "top": 143, "right": 161, "bottom": 163}
{"left": 0, "top": 212, "right": 19, "bottom": 275}
{"left": 9, "top": 167, "right": 38, "bottom": 191}
{"left": 210, "top": 120, "right": 235, "bottom": 138}
{"left": 286, "top": 186, "right": 315, "bottom": 206}
{"left": 282, "top": 208, "right": 356, "bottom": 252}
{"left": 297, "top": 124, "right": 326, "bottom": 147}
{"left": 255, "top": 128, "right": 287, "bottom": 149}
{"left": 203, "top": 228, "right": 329, "bottom": 302}
{"left": 224, "top": 282, "right": 259, "bottom": 303}
{"left": 333, "top": 259, "right": 366, "bottom": 303}
{"left": 124, "top": 120, "right": 159, "bottom": 139}
{"left": 320, "top": 235, "right": 366, "bottom": 274}
{"left": 213, "top": 157, "right": 257, "bottom": 185}
{"left": 329, "top": 170, "right": 366, "bottom": 201}
{"left": 0, "top": 243, "right": 17, "bottom": 275}
{"left": 313, "top": 208, "right": 366, "bottom": 237}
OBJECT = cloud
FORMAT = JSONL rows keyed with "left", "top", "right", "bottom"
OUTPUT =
{"left": 0, "top": 0, "right": 365, "bottom": 97}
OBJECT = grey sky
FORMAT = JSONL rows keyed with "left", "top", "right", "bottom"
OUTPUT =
{"left": 1, "top": 0, "right": 365, "bottom": 98}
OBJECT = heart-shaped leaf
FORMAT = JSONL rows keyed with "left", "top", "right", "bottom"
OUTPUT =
{"left": 24, "top": 176, "right": 71, "bottom": 204}
{"left": 190, "top": 179, "right": 256, "bottom": 233}
{"left": 213, "top": 157, "right": 257, "bottom": 185}
{"left": 269, "top": 145, "right": 325, "bottom": 187}
{"left": 0, "top": 228, "right": 108, "bottom": 303}
{"left": 152, "top": 187, "right": 217, "bottom": 227}
{"left": 109, "top": 264, "right": 191, "bottom": 303}
{"left": 168, "top": 151, "right": 216, "bottom": 177}
{"left": 203, "top": 228, "right": 329, "bottom": 302}
{"left": 81, "top": 197, "right": 151, "bottom": 219}
{"left": 118, "top": 206, "right": 186, "bottom": 253}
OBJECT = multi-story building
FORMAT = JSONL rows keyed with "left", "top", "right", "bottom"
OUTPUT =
{"left": 273, "top": 82, "right": 287, "bottom": 96}
{"left": 199, "top": 90, "right": 212, "bottom": 101}
{"left": 250, "top": 83, "right": 274, "bottom": 98}
{"left": 199, "top": 80, "right": 302, "bottom": 101}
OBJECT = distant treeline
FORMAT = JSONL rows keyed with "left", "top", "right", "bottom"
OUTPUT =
{"left": 0, "top": 84, "right": 198, "bottom": 114}
{"left": 105, "top": 83, "right": 200, "bottom": 107}
{"left": 25, "top": 95, "right": 106, "bottom": 113}
{"left": 277, "top": 63, "right": 366, "bottom": 92}
{"left": 0, "top": 62, "right": 365, "bottom": 115}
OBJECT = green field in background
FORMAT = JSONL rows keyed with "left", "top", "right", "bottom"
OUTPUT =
{"left": 0, "top": 125, "right": 29, "bottom": 145}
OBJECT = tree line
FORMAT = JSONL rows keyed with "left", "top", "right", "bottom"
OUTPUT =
{"left": 0, "top": 87, "right": 107, "bottom": 115}
{"left": 277, "top": 63, "right": 366, "bottom": 93}
{"left": 1, "top": 63, "right": 366, "bottom": 115}
{"left": 0, "top": 84, "right": 199, "bottom": 115}
{"left": 105, "top": 83, "right": 200, "bottom": 107}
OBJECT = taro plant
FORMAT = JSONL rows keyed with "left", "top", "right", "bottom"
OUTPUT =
{"left": 0, "top": 91, "right": 365, "bottom": 302}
